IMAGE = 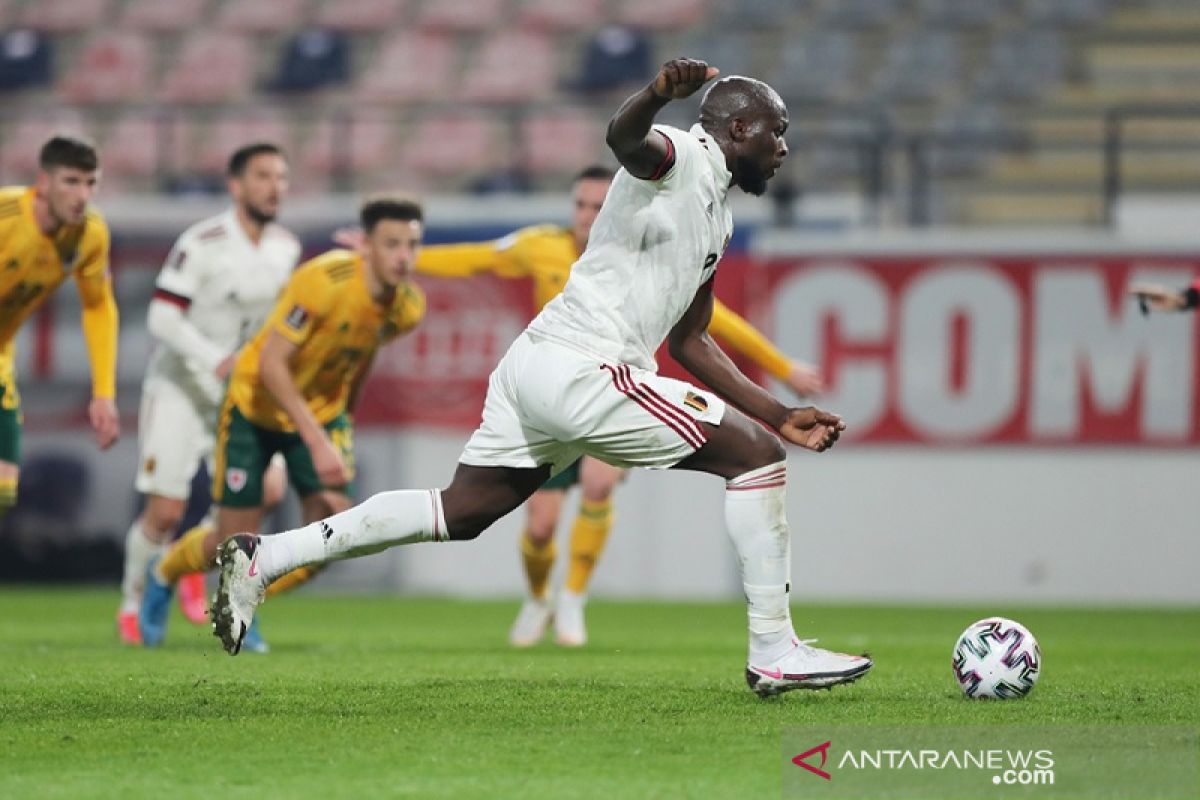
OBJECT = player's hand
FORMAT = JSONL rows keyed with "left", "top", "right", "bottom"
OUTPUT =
{"left": 215, "top": 353, "right": 237, "bottom": 380}
{"left": 652, "top": 58, "right": 720, "bottom": 100}
{"left": 309, "top": 434, "right": 351, "bottom": 488}
{"left": 1128, "top": 283, "right": 1185, "bottom": 312}
{"left": 777, "top": 406, "right": 845, "bottom": 453}
{"left": 785, "top": 361, "right": 824, "bottom": 397}
{"left": 333, "top": 226, "right": 366, "bottom": 253}
{"left": 88, "top": 397, "right": 120, "bottom": 450}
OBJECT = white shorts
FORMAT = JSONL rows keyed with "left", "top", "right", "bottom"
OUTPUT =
{"left": 135, "top": 375, "right": 217, "bottom": 499}
{"left": 460, "top": 332, "right": 725, "bottom": 475}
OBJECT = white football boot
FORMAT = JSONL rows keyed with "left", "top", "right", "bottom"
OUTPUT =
{"left": 553, "top": 590, "right": 587, "bottom": 647}
{"left": 509, "top": 596, "right": 552, "bottom": 647}
{"left": 211, "top": 534, "right": 268, "bottom": 655}
{"left": 745, "top": 638, "right": 873, "bottom": 698}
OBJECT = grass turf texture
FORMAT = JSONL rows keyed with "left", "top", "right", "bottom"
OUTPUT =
{"left": 1, "top": 589, "right": 1196, "bottom": 799}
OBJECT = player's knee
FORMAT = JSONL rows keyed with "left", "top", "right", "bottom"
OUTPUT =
{"left": 745, "top": 428, "right": 786, "bottom": 471}
{"left": 143, "top": 498, "right": 185, "bottom": 538}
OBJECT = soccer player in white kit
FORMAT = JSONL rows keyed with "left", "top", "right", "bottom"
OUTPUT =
{"left": 117, "top": 144, "right": 300, "bottom": 645}
{"left": 211, "top": 60, "right": 873, "bottom": 697}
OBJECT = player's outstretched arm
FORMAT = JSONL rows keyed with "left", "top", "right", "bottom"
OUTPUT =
{"left": 606, "top": 57, "right": 719, "bottom": 179}
{"left": 1128, "top": 282, "right": 1195, "bottom": 313}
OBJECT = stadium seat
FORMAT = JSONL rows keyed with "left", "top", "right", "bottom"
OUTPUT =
{"left": 303, "top": 114, "right": 396, "bottom": 179}
{"left": 461, "top": 31, "right": 555, "bottom": 104}
{"left": 355, "top": 32, "right": 455, "bottom": 103}
{"left": 917, "top": 0, "right": 1013, "bottom": 29}
{"left": 517, "top": 0, "right": 605, "bottom": 32}
{"left": 0, "top": 28, "right": 53, "bottom": 91}
{"left": 1025, "top": 0, "right": 1113, "bottom": 28}
{"left": 519, "top": 108, "right": 605, "bottom": 178}
{"left": 769, "top": 31, "right": 858, "bottom": 105}
{"left": 314, "top": 0, "right": 405, "bottom": 32}
{"left": 269, "top": 28, "right": 350, "bottom": 92}
{"left": 974, "top": 31, "right": 1064, "bottom": 101}
{"left": 820, "top": 0, "right": 905, "bottom": 28}
{"left": 59, "top": 33, "right": 151, "bottom": 104}
{"left": 416, "top": 0, "right": 504, "bottom": 33}
{"left": 21, "top": 0, "right": 111, "bottom": 32}
{"left": 0, "top": 110, "right": 89, "bottom": 179}
{"left": 160, "top": 33, "right": 253, "bottom": 103}
{"left": 399, "top": 111, "right": 507, "bottom": 178}
{"left": 709, "top": 0, "right": 813, "bottom": 30}
{"left": 101, "top": 113, "right": 179, "bottom": 180}
{"left": 121, "top": 0, "right": 209, "bottom": 31}
{"left": 571, "top": 25, "right": 653, "bottom": 93}
{"left": 872, "top": 31, "right": 961, "bottom": 103}
{"left": 616, "top": 0, "right": 709, "bottom": 31}
{"left": 191, "top": 110, "right": 292, "bottom": 174}
{"left": 218, "top": 0, "right": 312, "bottom": 34}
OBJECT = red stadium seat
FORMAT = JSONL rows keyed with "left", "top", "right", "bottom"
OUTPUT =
{"left": 217, "top": 0, "right": 311, "bottom": 34}
{"left": 191, "top": 111, "right": 292, "bottom": 174}
{"left": 517, "top": 0, "right": 605, "bottom": 32}
{"left": 59, "top": 33, "right": 151, "bottom": 104}
{"left": 314, "top": 0, "right": 405, "bottom": 32}
{"left": 416, "top": 0, "right": 504, "bottom": 33}
{"left": 519, "top": 108, "right": 605, "bottom": 177}
{"left": 303, "top": 114, "right": 396, "bottom": 176}
{"left": 355, "top": 33, "right": 455, "bottom": 103}
{"left": 121, "top": 0, "right": 209, "bottom": 32}
{"left": 0, "top": 110, "right": 90, "bottom": 179}
{"left": 399, "top": 111, "right": 507, "bottom": 178}
{"left": 615, "top": 0, "right": 709, "bottom": 31}
{"left": 160, "top": 34, "right": 253, "bottom": 103}
{"left": 21, "top": 0, "right": 112, "bottom": 33}
{"left": 461, "top": 31, "right": 555, "bottom": 104}
{"left": 101, "top": 114, "right": 185, "bottom": 179}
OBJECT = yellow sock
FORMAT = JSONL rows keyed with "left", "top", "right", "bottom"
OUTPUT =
{"left": 564, "top": 497, "right": 613, "bottom": 595}
{"left": 520, "top": 531, "right": 557, "bottom": 600}
{"left": 266, "top": 565, "right": 323, "bottom": 598}
{"left": 0, "top": 477, "right": 16, "bottom": 519}
{"left": 157, "top": 523, "right": 214, "bottom": 584}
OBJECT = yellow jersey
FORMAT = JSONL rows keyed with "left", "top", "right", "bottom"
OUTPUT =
{"left": 228, "top": 249, "right": 426, "bottom": 431}
{"left": 0, "top": 186, "right": 116, "bottom": 396}
{"left": 415, "top": 225, "right": 793, "bottom": 379}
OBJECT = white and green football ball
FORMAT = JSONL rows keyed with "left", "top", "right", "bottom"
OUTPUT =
{"left": 952, "top": 617, "right": 1041, "bottom": 699}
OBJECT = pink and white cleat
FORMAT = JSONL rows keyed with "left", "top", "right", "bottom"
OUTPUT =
{"left": 745, "top": 639, "right": 873, "bottom": 698}
{"left": 117, "top": 610, "right": 141, "bottom": 645}
{"left": 211, "top": 534, "right": 267, "bottom": 655}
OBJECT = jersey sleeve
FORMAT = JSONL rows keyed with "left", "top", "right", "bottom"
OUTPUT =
{"left": 152, "top": 233, "right": 203, "bottom": 308}
{"left": 708, "top": 298, "right": 793, "bottom": 381}
{"left": 270, "top": 266, "right": 333, "bottom": 346}
{"left": 645, "top": 125, "right": 695, "bottom": 186}
{"left": 415, "top": 234, "right": 529, "bottom": 280}
{"left": 73, "top": 217, "right": 119, "bottom": 399}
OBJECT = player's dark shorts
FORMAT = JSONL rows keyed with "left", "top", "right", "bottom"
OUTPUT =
{"left": 540, "top": 457, "right": 581, "bottom": 491}
{"left": 0, "top": 376, "right": 21, "bottom": 464}
{"left": 213, "top": 401, "right": 355, "bottom": 508}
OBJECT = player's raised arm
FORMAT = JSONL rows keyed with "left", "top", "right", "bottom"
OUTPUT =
{"left": 605, "top": 58, "right": 719, "bottom": 179}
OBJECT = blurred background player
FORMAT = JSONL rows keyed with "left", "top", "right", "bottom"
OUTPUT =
{"left": 385, "top": 164, "right": 824, "bottom": 647}
{"left": 141, "top": 197, "right": 427, "bottom": 649}
{"left": 116, "top": 143, "right": 300, "bottom": 645}
{"left": 0, "top": 136, "right": 119, "bottom": 522}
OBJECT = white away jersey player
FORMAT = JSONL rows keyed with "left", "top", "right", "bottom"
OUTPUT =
{"left": 528, "top": 123, "right": 734, "bottom": 370}
{"left": 136, "top": 209, "right": 300, "bottom": 498}
{"left": 463, "top": 124, "right": 732, "bottom": 475}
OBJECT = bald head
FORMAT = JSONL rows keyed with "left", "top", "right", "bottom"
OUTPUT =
{"left": 699, "top": 76, "right": 786, "bottom": 134}
{"left": 696, "top": 76, "right": 789, "bottom": 197}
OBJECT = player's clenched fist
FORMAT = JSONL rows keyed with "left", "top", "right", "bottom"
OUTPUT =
{"left": 651, "top": 58, "right": 720, "bottom": 100}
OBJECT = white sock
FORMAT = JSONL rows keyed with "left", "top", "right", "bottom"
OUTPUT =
{"left": 725, "top": 461, "right": 796, "bottom": 664}
{"left": 119, "top": 518, "right": 166, "bottom": 613}
{"left": 257, "top": 489, "right": 447, "bottom": 580}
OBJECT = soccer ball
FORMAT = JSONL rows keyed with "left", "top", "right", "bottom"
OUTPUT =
{"left": 952, "top": 617, "right": 1041, "bottom": 699}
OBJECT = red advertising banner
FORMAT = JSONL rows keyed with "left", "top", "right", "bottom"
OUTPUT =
{"left": 759, "top": 254, "right": 1200, "bottom": 445}
{"left": 350, "top": 252, "right": 1200, "bottom": 446}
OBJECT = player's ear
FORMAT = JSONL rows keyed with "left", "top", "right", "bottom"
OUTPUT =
{"left": 729, "top": 118, "right": 748, "bottom": 143}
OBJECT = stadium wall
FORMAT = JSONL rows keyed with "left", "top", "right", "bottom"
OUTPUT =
{"left": 7, "top": 200, "right": 1198, "bottom": 605}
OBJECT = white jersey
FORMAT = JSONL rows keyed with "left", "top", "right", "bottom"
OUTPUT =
{"left": 146, "top": 208, "right": 300, "bottom": 407}
{"left": 528, "top": 123, "right": 734, "bottom": 370}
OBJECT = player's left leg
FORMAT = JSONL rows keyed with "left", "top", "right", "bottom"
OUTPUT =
{"left": 0, "top": 366, "right": 22, "bottom": 521}
{"left": 509, "top": 468, "right": 570, "bottom": 647}
{"left": 555, "top": 457, "right": 624, "bottom": 647}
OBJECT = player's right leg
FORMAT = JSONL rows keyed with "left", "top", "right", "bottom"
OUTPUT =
{"left": 510, "top": 478, "right": 568, "bottom": 647}
{"left": 126, "top": 376, "right": 209, "bottom": 643}
{"left": 0, "top": 355, "right": 23, "bottom": 521}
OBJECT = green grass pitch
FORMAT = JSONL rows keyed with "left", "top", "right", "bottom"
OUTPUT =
{"left": 1, "top": 589, "right": 1196, "bottom": 799}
